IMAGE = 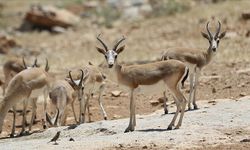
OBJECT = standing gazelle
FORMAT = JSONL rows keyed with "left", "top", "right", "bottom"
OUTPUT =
{"left": 96, "top": 35, "right": 189, "bottom": 132}
{"left": 0, "top": 61, "right": 51, "bottom": 136}
{"left": 161, "top": 21, "right": 226, "bottom": 110}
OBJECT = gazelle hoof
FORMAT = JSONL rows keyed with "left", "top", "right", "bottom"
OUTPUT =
{"left": 10, "top": 133, "right": 15, "bottom": 138}
{"left": 193, "top": 105, "right": 198, "bottom": 110}
{"left": 164, "top": 109, "right": 168, "bottom": 114}
{"left": 167, "top": 126, "right": 173, "bottom": 130}
{"left": 124, "top": 128, "right": 134, "bottom": 133}
{"left": 43, "top": 124, "right": 47, "bottom": 129}
{"left": 104, "top": 117, "right": 107, "bottom": 120}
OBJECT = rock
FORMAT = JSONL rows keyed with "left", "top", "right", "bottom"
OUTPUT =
{"left": 142, "top": 145, "right": 148, "bottom": 149}
{"left": 20, "top": 4, "right": 80, "bottom": 31}
{"left": 200, "top": 75, "right": 221, "bottom": 83}
{"left": 69, "top": 138, "right": 75, "bottom": 141}
{"left": 223, "top": 85, "right": 232, "bottom": 89}
{"left": 111, "top": 90, "right": 122, "bottom": 97}
{"left": 0, "top": 34, "right": 19, "bottom": 54}
{"left": 150, "top": 100, "right": 159, "bottom": 106}
{"left": 112, "top": 115, "right": 121, "bottom": 119}
{"left": 236, "top": 68, "right": 250, "bottom": 75}
{"left": 51, "top": 26, "right": 66, "bottom": 34}
{"left": 242, "top": 12, "right": 250, "bottom": 20}
{"left": 239, "top": 92, "right": 246, "bottom": 97}
{"left": 158, "top": 96, "right": 167, "bottom": 103}
{"left": 240, "top": 139, "right": 250, "bottom": 142}
{"left": 212, "top": 87, "right": 216, "bottom": 93}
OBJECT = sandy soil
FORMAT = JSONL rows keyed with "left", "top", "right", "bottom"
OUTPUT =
{"left": 0, "top": 0, "right": 250, "bottom": 149}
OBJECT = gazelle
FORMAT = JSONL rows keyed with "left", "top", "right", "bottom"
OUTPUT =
{"left": 95, "top": 35, "right": 189, "bottom": 132}
{"left": 161, "top": 21, "right": 226, "bottom": 110}
{"left": 2, "top": 57, "right": 38, "bottom": 95}
{"left": 81, "top": 62, "right": 108, "bottom": 123}
{"left": 0, "top": 60, "right": 50, "bottom": 136}
{"left": 1, "top": 57, "right": 40, "bottom": 136}
{"left": 66, "top": 63, "right": 107, "bottom": 123}
{"left": 49, "top": 69, "right": 88, "bottom": 126}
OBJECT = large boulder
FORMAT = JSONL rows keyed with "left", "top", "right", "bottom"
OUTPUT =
{"left": 21, "top": 5, "right": 80, "bottom": 30}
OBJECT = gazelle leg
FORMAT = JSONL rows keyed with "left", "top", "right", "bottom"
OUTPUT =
{"left": 167, "top": 95, "right": 180, "bottom": 130}
{"left": 192, "top": 67, "right": 200, "bottom": 110}
{"left": 87, "top": 101, "right": 91, "bottom": 122}
{"left": 98, "top": 83, "right": 107, "bottom": 120}
{"left": 29, "top": 98, "right": 37, "bottom": 132}
{"left": 71, "top": 102, "right": 78, "bottom": 124}
{"left": 43, "top": 89, "right": 49, "bottom": 129}
{"left": 10, "top": 106, "right": 16, "bottom": 137}
{"left": 175, "top": 88, "right": 187, "bottom": 129}
{"left": 124, "top": 88, "right": 135, "bottom": 133}
{"left": 20, "top": 99, "right": 28, "bottom": 135}
{"left": 163, "top": 91, "right": 168, "bottom": 114}
{"left": 188, "top": 73, "right": 194, "bottom": 110}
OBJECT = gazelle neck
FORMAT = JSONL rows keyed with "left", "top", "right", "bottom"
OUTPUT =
{"left": 112, "top": 61, "right": 122, "bottom": 83}
{"left": 204, "top": 46, "right": 215, "bottom": 66}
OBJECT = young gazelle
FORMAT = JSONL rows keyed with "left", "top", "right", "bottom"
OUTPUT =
{"left": 49, "top": 69, "right": 88, "bottom": 126}
{"left": 96, "top": 35, "right": 189, "bottom": 132}
{"left": 161, "top": 21, "right": 226, "bottom": 110}
{"left": 67, "top": 63, "right": 107, "bottom": 123}
{"left": 81, "top": 62, "right": 108, "bottom": 123}
{"left": 0, "top": 61, "right": 51, "bottom": 137}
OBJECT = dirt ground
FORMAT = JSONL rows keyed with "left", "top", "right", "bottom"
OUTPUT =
{"left": 0, "top": 0, "right": 250, "bottom": 149}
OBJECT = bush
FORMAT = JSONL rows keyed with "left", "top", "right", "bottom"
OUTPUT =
{"left": 149, "top": 0, "right": 190, "bottom": 17}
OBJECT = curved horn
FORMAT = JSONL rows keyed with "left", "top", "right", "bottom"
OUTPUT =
{"left": 215, "top": 21, "right": 221, "bottom": 38}
{"left": 79, "top": 69, "right": 89, "bottom": 87}
{"left": 22, "top": 57, "right": 27, "bottom": 69}
{"left": 113, "top": 36, "right": 125, "bottom": 51}
{"left": 97, "top": 34, "right": 108, "bottom": 51}
{"left": 78, "top": 69, "right": 84, "bottom": 87}
{"left": 45, "top": 58, "right": 49, "bottom": 72}
{"left": 32, "top": 58, "right": 38, "bottom": 67}
{"left": 69, "top": 71, "right": 77, "bottom": 87}
{"left": 206, "top": 22, "right": 212, "bottom": 39}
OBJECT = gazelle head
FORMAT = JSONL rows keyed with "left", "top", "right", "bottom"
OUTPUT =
{"left": 96, "top": 34, "right": 125, "bottom": 68}
{"left": 68, "top": 69, "right": 89, "bottom": 101}
{"left": 201, "top": 21, "right": 226, "bottom": 52}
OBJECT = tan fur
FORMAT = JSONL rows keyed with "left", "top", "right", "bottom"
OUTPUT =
{"left": 0, "top": 68, "right": 51, "bottom": 135}
{"left": 49, "top": 80, "right": 77, "bottom": 126}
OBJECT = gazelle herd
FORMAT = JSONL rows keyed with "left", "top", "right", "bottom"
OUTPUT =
{"left": 0, "top": 21, "right": 226, "bottom": 137}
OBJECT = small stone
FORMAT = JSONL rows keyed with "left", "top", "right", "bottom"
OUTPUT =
{"left": 111, "top": 90, "right": 122, "bottom": 97}
{"left": 112, "top": 115, "right": 121, "bottom": 119}
{"left": 158, "top": 97, "right": 167, "bottom": 103}
{"left": 212, "top": 87, "right": 216, "bottom": 93}
{"left": 150, "top": 100, "right": 159, "bottom": 106}
{"left": 240, "top": 139, "right": 250, "bottom": 143}
{"left": 239, "top": 92, "right": 246, "bottom": 97}
{"left": 142, "top": 145, "right": 148, "bottom": 149}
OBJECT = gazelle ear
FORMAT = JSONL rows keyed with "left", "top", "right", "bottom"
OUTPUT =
{"left": 201, "top": 32, "right": 210, "bottom": 40}
{"left": 96, "top": 47, "right": 106, "bottom": 54}
{"left": 219, "top": 31, "right": 226, "bottom": 39}
{"left": 116, "top": 45, "right": 125, "bottom": 54}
